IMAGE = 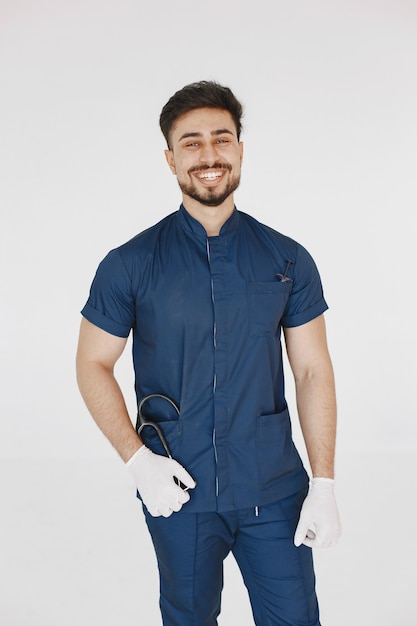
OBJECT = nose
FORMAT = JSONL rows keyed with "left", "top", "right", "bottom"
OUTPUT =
{"left": 199, "top": 141, "right": 218, "bottom": 165}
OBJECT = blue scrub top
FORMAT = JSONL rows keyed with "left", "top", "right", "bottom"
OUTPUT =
{"left": 82, "top": 205, "right": 328, "bottom": 512}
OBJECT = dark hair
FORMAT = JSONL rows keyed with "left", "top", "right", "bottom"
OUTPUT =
{"left": 159, "top": 80, "right": 244, "bottom": 148}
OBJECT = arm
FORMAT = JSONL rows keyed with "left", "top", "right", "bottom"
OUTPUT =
{"left": 76, "top": 317, "right": 141, "bottom": 462}
{"left": 76, "top": 317, "right": 195, "bottom": 516}
{"left": 283, "top": 314, "right": 336, "bottom": 478}
{"left": 284, "top": 314, "right": 341, "bottom": 547}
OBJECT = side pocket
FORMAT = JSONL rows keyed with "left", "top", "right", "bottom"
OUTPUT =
{"left": 256, "top": 408, "right": 302, "bottom": 490}
{"left": 247, "top": 281, "right": 291, "bottom": 336}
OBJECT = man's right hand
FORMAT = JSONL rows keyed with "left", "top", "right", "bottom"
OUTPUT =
{"left": 126, "top": 445, "right": 196, "bottom": 517}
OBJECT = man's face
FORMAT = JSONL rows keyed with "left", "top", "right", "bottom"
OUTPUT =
{"left": 165, "top": 108, "right": 244, "bottom": 208}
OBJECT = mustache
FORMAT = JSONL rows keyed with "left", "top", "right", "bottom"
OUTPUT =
{"left": 188, "top": 163, "right": 232, "bottom": 174}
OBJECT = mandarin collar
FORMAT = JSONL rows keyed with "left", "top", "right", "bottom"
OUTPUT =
{"left": 178, "top": 204, "right": 239, "bottom": 240}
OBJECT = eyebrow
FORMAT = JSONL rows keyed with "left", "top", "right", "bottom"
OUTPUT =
{"left": 178, "top": 128, "right": 235, "bottom": 142}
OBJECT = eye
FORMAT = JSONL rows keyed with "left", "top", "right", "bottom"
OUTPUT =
{"left": 216, "top": 138, "right": 230, "bottom": 144}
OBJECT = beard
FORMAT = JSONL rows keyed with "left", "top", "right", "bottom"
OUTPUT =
{"left": 177, "top": 163, "right": 241, "bottom": 207}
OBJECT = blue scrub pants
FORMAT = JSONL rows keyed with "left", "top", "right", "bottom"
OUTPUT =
{"left": 143, "top": 488, "right": 321, "bottom": 626}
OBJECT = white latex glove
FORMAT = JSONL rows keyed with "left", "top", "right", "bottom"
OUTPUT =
{"left": 126, "top": 445, "right": 196, "bottom": 518}
{"left": 294, "top": 478, "right": 342, "bottom": 548}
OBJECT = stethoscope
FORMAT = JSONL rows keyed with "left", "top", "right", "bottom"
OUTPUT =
{"left": 136, "top": 393, "right": 180, "bottom": 459}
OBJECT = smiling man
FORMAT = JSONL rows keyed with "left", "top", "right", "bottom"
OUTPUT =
{"left": 165, "top": 107, "right": 243, "bottom": 215}
{"left": 76, "top": 81, "right": 341, "bottom": 626}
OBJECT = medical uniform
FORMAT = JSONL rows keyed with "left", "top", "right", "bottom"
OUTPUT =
{"left": 82, "top": 205, "right": 328, "bottom": 625}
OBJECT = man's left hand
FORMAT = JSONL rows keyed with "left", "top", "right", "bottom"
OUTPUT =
{"left": 294, "top": 478, "right": 342, "bottom": 548}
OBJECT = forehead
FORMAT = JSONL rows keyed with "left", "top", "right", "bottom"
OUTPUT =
{"left": 170, "top": 107, "right": 237, "bottom": 142}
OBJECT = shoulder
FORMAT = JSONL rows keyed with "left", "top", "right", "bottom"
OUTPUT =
{"left": 117, "top": 211, "right": 178, "bottom": 256}
{"left": 100, "top": 211, "right": 179, "bottom": 273}
{"left": 92, "top": 211, "right": 179, "bottom": 284}
{"left": 237, "top": 211, "right": 322, "bottom": 285}
{"left": 237, "top": 210, "right": 302, "bottom": 257}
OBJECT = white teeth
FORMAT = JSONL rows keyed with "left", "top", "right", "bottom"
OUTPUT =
{"left": 198, "top": 171, "right": 222, "bottom": 180}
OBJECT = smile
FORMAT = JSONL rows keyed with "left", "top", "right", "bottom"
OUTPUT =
{"left": 197, "top": 171, "right": 223, "bottom": 180}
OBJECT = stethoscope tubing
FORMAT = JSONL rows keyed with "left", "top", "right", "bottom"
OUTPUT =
{"left": 136, "top": 393, "right": 180, "bottom": 459}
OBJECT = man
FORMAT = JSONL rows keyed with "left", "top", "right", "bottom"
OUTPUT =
{"left": 76, "top": 80, "right": 341, "bottom": 626}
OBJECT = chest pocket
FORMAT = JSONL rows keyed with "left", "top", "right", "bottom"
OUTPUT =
{"left": 247, "top": 281, "right": 292, "bottom": 336}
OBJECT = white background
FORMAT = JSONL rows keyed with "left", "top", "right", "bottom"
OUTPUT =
{"left": 1, "top": 1, "right": 416, "bottom": 624}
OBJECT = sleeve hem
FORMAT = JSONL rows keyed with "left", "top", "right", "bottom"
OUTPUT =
{"left": 81, "top": 303, "right": 131, "bottom": 338}
{"left": 282, "top": 299, "right": 328, "bottom": 328}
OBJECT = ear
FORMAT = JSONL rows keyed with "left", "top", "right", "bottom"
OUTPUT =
{"left": 164, "top": 149, "right": 176, "bottom": 175}
{"left": 239, "top": 141, "right": 244, "bottom": 163}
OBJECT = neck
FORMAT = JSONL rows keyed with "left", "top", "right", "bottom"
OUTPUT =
{"left": 182, "top": 196, "right": 235, "bottom": 236}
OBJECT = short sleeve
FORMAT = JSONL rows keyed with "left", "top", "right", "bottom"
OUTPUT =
{"left": 81, "top": 249, "right": 135, "bottom": 338}
{"left": 281, "top": 244, "right": 328, "bottom": 328}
